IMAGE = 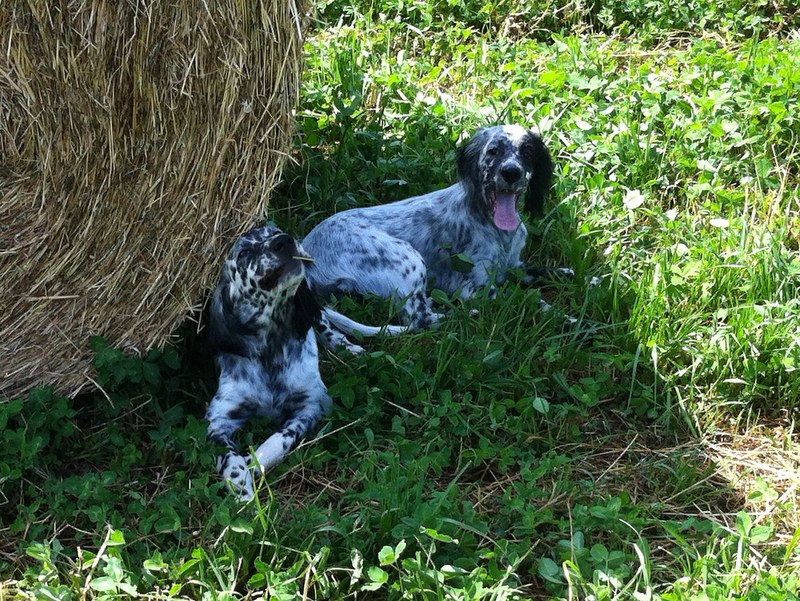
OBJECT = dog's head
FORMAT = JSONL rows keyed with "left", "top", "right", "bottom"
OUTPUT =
{"left": 224, "top": 225, "right": 310, "bottom": 300}
{"left": 212, "top": 225, "right": 320, "bottom": 354}
{"left": 456, "top": 125, "right": 554, "bottom": 230}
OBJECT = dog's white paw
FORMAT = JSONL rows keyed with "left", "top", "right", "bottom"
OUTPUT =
{"left": 232, "top": 473, "right": 255, "bottom": 501}
{"left": 218, "top": 452, "right": 255, "bottom": 501}
{"left": 346, "top": 342, "right": 366, "bottom": 354}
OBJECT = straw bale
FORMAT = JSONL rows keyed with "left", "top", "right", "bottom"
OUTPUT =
{"left": 0, "top": 0, "right": 304, "bottom": 398}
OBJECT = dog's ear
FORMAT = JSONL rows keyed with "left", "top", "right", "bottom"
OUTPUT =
{"left": 291, "top": 279, "right": 322, "bottom": 337}
{"left": 456, "top": 128, "right": 488, "bottom": 197}
{"left": 523, "top": 132, "right": 554, "bottom": 218}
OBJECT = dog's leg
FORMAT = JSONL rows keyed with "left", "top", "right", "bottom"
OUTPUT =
{"left": 405, "top": 288, "right": 444, "bottom": 329}
{"left": 459, "top": 260, "right": 502, "bottom": 300}
{"left": 252, "top": 391, "right": 328, "bottom": 474}
{"left": 207, "top": 404, "right": 255, "bottom": 500}
{"left": 308, "top": 229, "right": 443, "bottom": 330}
{"left": 356, "top": 244, "right": 442, "bottom": 329}
{"left": 315, "top": 314, "right": 365, "bottom": 354}
{"left": 206, "top": 376, "right": 263, "bottom": 500}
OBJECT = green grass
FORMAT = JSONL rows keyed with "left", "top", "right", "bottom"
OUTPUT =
{"left": 2, "top": 1, "right": 800, "bottom": 599}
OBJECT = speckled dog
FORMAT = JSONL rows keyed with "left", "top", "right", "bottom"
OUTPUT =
{"left": 303, "top": 125, "right": 569, "bottom": 329}
{"left": 205, "top": 225, "right": 405, "bottom": 499}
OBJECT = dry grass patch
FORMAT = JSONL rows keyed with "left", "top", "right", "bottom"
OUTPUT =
{"left": 0, "top": 0, "right": 304, "bottom": 399}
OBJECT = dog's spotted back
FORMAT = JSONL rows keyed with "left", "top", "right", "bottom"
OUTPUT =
{"left": 302, "top": 125, "right": 562, "bottom": 328}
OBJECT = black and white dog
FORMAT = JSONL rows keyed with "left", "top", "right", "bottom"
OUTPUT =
{"left": 205, "top": 225, "right": 404, "bottom": 499}
{"left": 302, "top": 125, "right": 569, "bottom": 329}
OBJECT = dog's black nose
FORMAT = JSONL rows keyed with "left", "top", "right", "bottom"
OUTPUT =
{"left": 500, "top": 163, "right": 523, "bottom": 183}
{"left": 270, "top": 233, "right": 295, "bottom": 254}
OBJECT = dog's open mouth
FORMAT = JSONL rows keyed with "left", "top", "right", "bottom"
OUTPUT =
{"left": 491, "top": 190, "right": 521, "bottom": 231}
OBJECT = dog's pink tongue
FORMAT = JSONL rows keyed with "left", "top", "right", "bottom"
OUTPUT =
{"left": 493, "top": 193, "right": 520, "bottom": 231}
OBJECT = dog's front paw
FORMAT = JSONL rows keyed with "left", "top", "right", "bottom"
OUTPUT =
{"left": 428, "top": 312, "right": 446, "bottom": 327}
{"left": 346, "top": 342, "right": 366, "bottom": 354}
{"left": 217, "top": 452, "right": 255, "bottom": 501}
{"left": 232, "top": 472, "right": 255, "bottom": 501}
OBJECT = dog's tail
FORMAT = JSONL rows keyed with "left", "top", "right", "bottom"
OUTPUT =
{"left": 323, "top": 308, "right": 408, "bottom": 337}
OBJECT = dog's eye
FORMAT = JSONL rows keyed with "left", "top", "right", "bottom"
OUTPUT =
{"left": 486, "top": 147, "right": 498, "bottom": 156}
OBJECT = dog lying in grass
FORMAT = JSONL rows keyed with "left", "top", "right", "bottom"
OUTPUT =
{"left": 303, "top": 125, "right": 572, "bottom": 330}
{"left": 205, "top": 225, "right": 405, "bottom": 499}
